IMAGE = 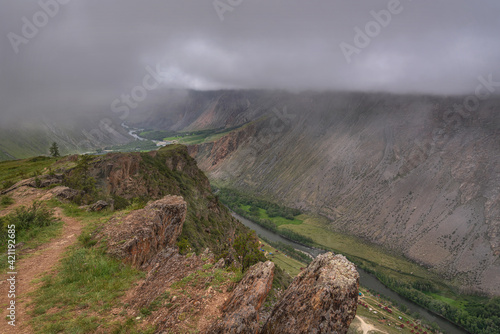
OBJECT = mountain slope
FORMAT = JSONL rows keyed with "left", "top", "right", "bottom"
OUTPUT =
{"left": 0, "top": 114, "right": 131, "bottom": 161}
{"left": 134, "top": 90, "right": 500, "bottom": 296}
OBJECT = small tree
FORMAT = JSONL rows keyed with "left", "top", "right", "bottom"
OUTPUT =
{"left": 233, "top": 231, "right": 265, "bottom": 272}
{"left": 49, "top": 142, "right": 60, "bottom": 158}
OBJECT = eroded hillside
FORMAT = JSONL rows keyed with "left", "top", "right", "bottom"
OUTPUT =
{"left": 0, "top": 149, "right": 360, "bottom": 333}
{"left": 138, "top": 90, "right": 500, "bottom": 296}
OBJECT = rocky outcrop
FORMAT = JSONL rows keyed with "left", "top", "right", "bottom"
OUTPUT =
{"left": 88, "top": 200, "right": 110, "bottom": 212}
{"left": 51, "top": 186, "right": 80, "bottom": 201}
{"left": 208, "top": 261, "right": 275, "bottom": 334}
{"left": 95, "top": 195, "right": 187, "bottom": 268}
{"left": 0, "top": 174, "right": 63, "bottom": 195}
{"left": 261, "top": 253, "right": 359, "bottom": 334}
{"left": 188, "top": 123, "right": 256, "bottom": 172}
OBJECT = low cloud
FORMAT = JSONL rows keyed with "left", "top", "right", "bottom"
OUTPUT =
{"left": 1, "top": 0, "right": 499, "bottom": 123}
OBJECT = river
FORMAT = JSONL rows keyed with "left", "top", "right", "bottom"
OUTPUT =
{"left": 121, "top": 122, "right": 146, "bottom": 141}
{"left": 232, "top": 212, "right": 469, "bottom": 334}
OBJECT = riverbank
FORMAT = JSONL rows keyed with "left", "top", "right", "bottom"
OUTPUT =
{"left": 232, "top": 212, "right": 470, "bottom": 334}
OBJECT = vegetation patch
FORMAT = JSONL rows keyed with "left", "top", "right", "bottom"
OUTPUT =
{"left": 0, "top": 156, "right": 58, "bottom": 187}
{"left": 30, "top": 223, "right": 145, "bottom": 333}
{"left": 159, "top": 124, "right": 251, "bottom": 145}
{"left": 0, "top": 202, "right": 63, "bottom": 270}
{"left": 62, "top": 155, "right": 99, "bottom": 205}
{"left": 0, "top": 195, "right": 14, "bottom": 207}
{"left": 276, "top": 215, "right": 499, "bottom": 334}
{"left": 218, "top": 188, "right": 498, "bottom": 334}
{"left": 218, "top": 187, "right": 302, "bottom": 225}
{"left": 217, "top": 187, "right": 313, "bottom": 246}
{"left": 260, "top": 236, "right": 312, "bottom": 265}
{"left": 103, "top": 139, "right": 159, "bottom": 153}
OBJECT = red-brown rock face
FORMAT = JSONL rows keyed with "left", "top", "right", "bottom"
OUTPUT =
{"left": 95, "top": 195, "right": 187, "bottom": 268}
{"left": 208, "top": 261, "right": 275, "bottom": 334}
{"left": 261, "top": 253, "right": 359, "bottom": 334}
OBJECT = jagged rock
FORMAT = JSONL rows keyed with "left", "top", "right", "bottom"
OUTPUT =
{"left": 202, "top": 247, "right": 215, "bottom": 262}
{"left": 0, "top": 174, "right": 63, "bottom": 195}
{"left": 214, "top": 258, "right": 226, "bottom": 269}
{"left": 95, "top": 195, "right": 187, "bottom": 267}
{"left": 261, "top": 253, "right": 359, "bottom": 334}
{"left": 208, "top": 261, "right": 275, "bottom": 334}
{"left": 51, "top": 186, "right": 80, "bottom": 201}
{"left": 27, "top": 174, "right": 63, "bottom": 188}
{"left": 88, "top": 200, "right": 109, "bottom": 212}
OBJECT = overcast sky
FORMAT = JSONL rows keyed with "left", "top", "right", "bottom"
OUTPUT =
{"left": 1, "top": 0, "right": 500, "bottom": 123}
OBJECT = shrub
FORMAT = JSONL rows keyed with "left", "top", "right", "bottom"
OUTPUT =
{"left": 234, "top": 231, "right": 266, "bottom": 272}
{"left": 0, "top": 202, "right": 57, "bottom": 246}
{"left": 177, "top": 238, "right": 191, "bottom": 254}
{"left": 112, "top": 195, "right": 130, "bottom": 211}
{"left": 2, "top": 180, "right": 15, "bottom": 190}
{"left": 63, "top": 155, "right": 98, "bottom": 204}
{"left": 0, "top": 201, "right": 54, "bottom": 232}
{"left": 0, "top": 195, "right": 14, "bottom": 206}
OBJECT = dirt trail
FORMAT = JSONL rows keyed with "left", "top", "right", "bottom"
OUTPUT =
{"left": 355, "top": 315, "right": 388, "bottom": 334}
{"left": 0, "top": 207, "right": 82, "bottom": 334}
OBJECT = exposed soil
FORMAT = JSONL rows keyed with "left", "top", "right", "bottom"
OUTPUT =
{"left": 354, "top": 316, "right": 388, "bottom": 334}
{"left": 0, "top": 206, "right": 82, "bottom": 334}
{"left": 0, "top": 187, "right": 53, "bottom": 218}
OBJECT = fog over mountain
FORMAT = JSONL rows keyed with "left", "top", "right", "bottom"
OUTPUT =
{"left": 1, "top": 0, "right": 500, "bottom": 123}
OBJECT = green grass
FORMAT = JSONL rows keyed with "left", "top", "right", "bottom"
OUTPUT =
{"left": 30, "top": 246, "right": 145, "bottom": 333}
{"left": 0, "top": 202, "right": 64, "bottom": 270}
{"left": 259, "top": 240, "right": 305, "bottom": 277}
{"left": 162, "top": 123, "right": 252, "bottom": 145}
{"left": 240, "top": 205, "right": 303, "bottom": 226}
{"left": 103, "top": 139, "right": 159, "bottom": 153}
{"left": 0, "top": 195, "right": 14, "bottom": 207}
{"left": 277, "top": 214, "right": 500, "bottom": 334}
{"left": 171, "top": 267, "right": 235, "bottom": 292}
{"left": 279, "top": 214, "right": 436, "bottom": 284}
{"left": 0, "top": 156, "right": 58, "bottom": 188}
{"left": 29, "top": 202, "right": 147, "bottom": 333}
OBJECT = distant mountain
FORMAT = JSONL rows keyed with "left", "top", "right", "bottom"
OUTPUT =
{"left": 131, "top": 89, "right": 500, "bottom": 296}
{"left": 0, "top": 114, "right": 131, "bottom": 160}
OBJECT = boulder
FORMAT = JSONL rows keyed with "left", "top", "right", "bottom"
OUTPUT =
{"left": 51, "top": 186, "right": 80, "bottom": 201}
{"left": 261, "top": 253, "right": 359, "bottom": 334}
{"left": 208, "top": 261, "right": 275, "bottom": 334}
{"left": 89, "top": 200, "right": 109, "bottom": 212}
{"left": 95, "top": 195, "right": 187, "bottom": 268}
{"left": 214, "top": 258, "right": 226, "bottom": 269}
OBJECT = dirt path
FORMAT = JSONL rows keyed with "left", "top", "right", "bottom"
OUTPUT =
{"left": 355, "top": 315, "right": 388, "bottom": 334}
{"left": 0, "top": 207, "right": 82, "bottom": 334}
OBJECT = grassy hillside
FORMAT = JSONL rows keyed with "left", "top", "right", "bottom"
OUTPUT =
{"left": 0, "top": 116, "right": 131, "bottom": 161}
{"left": 0, "top": 147, "right": 297, "bottom": 333}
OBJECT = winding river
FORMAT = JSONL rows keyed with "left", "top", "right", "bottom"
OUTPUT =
{"left": 232, "top": 212, "right": 469, "bottom": 334}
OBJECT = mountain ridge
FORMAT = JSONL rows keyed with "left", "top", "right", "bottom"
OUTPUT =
{"left": 130, "top": 89, "right": 500, "bottom": 297}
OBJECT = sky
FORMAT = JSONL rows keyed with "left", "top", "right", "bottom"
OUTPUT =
{"left": 1, "top": 0, "right": 500, "bottom": 123}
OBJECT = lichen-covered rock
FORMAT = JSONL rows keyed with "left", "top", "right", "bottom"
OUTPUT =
{"left": 95, "top": 195, "right": 187, "bottom": 268}
{"left": 51, "top": 186, "right": 80, "bottom": 201}
{"left": 261, "top": 253, "right": 359, "bottom": 334}
{"left": 0, "top": 174, "right": 63, "bottom": 195}
{"left": 28, "top": 174, "right": 63, "bottom": 188}
{"left": 214, "top": 258, "right": 226, "bottom": 269}
{"left": 88, "top": 200, "right": 109, "bottom": 212}
{"left": 208, "top": 261, "right": 275, "bottom": 334}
